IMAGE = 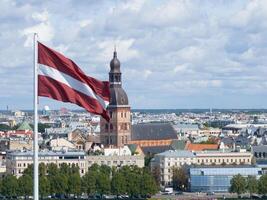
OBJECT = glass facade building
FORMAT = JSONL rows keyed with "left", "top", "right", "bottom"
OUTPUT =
{"left": 190, "top": 166, "right": 262, "bottom": 192}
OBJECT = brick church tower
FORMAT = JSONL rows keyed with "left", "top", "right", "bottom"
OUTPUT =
{"left": 100, "top": 50, "right": 131, "bottom": 147}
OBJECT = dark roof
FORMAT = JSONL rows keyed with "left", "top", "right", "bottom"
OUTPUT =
{"left": 110, "top": 51, "right": 121, "bottom": 73}
{"left": 131, "top": 122, "right": 178, "bottom": 141}
{"left": 221, "top": 137, "right": 234, "bottom": 145}
{"left": 252, "top": 145, "right": 267, "bottom": 153}
{"left": 109, "top": 86, "right": 129, "bottom": 106}
{"left": 141, "top": 145, "right": 174, "bottom": 155}
{"left": 171, "top": 140, "right": 187, "bottom": 150}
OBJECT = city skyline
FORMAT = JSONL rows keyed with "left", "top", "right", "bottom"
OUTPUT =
{"left": 1, "top": 0, "right": 267, "bottom": 110}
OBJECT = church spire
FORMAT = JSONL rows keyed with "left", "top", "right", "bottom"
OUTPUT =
{"left": 109, "top": 49, "right": 121, "bottom": 84}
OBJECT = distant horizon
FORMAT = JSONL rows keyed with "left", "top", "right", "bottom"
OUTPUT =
{"left": 2, "top": 108, "right": 267, "bottom": 112}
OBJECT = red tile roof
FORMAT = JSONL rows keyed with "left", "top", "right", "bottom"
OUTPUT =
{"left": 185, "top": 143, "right": 219, "bottom": 151}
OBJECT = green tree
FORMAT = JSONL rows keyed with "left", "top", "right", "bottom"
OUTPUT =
{"left": 230, "top": 174, "right": 246, "bottom": 196}
{"left": 111, "top": 171, "right": 126, "bottom": 196}
{"left": 68, "top": 173, "right": 81, "bottom": 197}
{"left": 23, "top": 164, "right": 33, "bottom": 177}
{"left": 126, "top": 171, "right": 141, "bottom": 197}
{"left": 18, "top": 174, "right": 33, "bottom": 199}
{"left": 96, "top": 173, "right": 110, "bottom": 196}
{"left": 246, "top": 176, "right": 258, "bottom": 196}
{"left": 54, "top": 174, "right": 68, "bottom": 195}
{"left": 100, "top": 165, "right": 111, "bottom": 176}
{"left": 151, "top": 166, "right": 161, "bottom": 187}
{"left": 82, "top": 171, "right": 97, "bottom": 196}
{"left": 140, "top": 169, "right": 158, "bottom": 195}
{"left": 259, "top": 174, "right": 267, "bottom": 195}
{"left": 47, "top": 163, "right": 60, "bottom": 194}
{"left": 1, "top": 175, "right": 19, "bottom": 197}
{"left": 40, "top": 176, "right": 50, "bottom": 199}
{"left": 172, "top": 167, "right": 189, "bottom": 191}
{"left": 39, "top": 163, "right": 46, "bottom": 177}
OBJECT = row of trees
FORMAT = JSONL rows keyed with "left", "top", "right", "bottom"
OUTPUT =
{"left": 230, "top": 174, "right": 267, "bottom": 196}
{"left": 0, "top": 163, "right": 158, "bottom": 198}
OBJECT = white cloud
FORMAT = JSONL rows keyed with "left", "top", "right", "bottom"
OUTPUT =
{"left": 1, "top": 0, "right": 267, "bottom": 109}
{"left": 97, "top": 38, "right": 139, "bottom": 62}
{"left": 21, "top": 10, "right": 54, "bottom": 47}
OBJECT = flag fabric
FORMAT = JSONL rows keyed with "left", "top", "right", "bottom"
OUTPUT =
{"left": 38, "top": 42, "right": 110, "bottom": 121}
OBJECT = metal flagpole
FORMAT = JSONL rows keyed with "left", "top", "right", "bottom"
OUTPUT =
{"left": 33, "top": 33, "right": 39, "bottom": 200}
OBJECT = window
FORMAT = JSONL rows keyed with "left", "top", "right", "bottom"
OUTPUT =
{"left": 105, "top": 124, "right": 108, "bottom": 131}
{"left": 110, "top": 124, "right": 113, "bottom": 131}
{"left": 121, "top": 112, "right": 123, "bottom": 118}
{"left": 109, "top": 111, "right": 113, "bottom": 118}
{"left": 124, "top": 112, "right": 126, "bottom": 118}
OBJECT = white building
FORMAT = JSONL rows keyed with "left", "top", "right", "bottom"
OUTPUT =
{"left": 6, "top": 150, "right": 87, "bottom": 177}
{"left": 151, "top": 150, "right": 196, "bottom": 186}
{"left": 104, "top": 146, "right": 132, "bottom": 156}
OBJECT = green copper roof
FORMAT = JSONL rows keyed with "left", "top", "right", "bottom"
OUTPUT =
{"left": 171, "top": 139, "right": 187, "bottom": 150}
{"left": 17, "top": 122, "right": 32, "bottom": 131}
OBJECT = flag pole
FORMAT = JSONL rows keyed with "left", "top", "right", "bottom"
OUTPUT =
{"left": 33, "top": 33, "right": 39, "bottom": 200}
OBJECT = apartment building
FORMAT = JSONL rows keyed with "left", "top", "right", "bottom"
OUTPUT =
{"left": 195, "top": 151, "right": 252, "bottom": 165}
{"left": 151, "top": 150, "right": 196, "bottom": 186}
{"left": 87, "top": 155, "right": 144, "bottom": 168}
{"left": 151, "top": 150, "right": 253, "bottom": 186}
{"left": 6, "top": 150, "right": 87, "bottom": 177}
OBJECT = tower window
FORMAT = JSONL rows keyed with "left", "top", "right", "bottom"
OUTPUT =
{"left": 115, "top": 75, "right": 119, "bottom": 82}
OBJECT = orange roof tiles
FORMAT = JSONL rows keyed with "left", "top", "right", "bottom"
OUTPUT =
{"left": 185, "top": 143, "right": 219, "bottom": 151}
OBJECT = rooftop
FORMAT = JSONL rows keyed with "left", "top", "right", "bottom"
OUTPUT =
{"left": 185, "top": 143, "right": 219, "bottom": 151}
{"left": 7, "top": 150, "right": 85, "bottom": 157}
{"left": 156, "top": 150, "right": 196, "bottom": 158}
{"left": 131, "top": 122, "right": 178, "bottom": 141}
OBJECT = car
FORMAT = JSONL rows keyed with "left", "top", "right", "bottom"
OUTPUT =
{"left": 251, "top": 194, "right": 261, "bottom": 199}
{"left": 175, "top": 191, "right": 183, "bottom": 195}
{"left": 206, "top": 191, "right": 215, "bottom": 196}
{"left": 161, "top": 192, "right": 170, "bottom": 195}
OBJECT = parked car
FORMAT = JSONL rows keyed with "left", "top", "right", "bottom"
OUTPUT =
{"left": 206, "top": 191, "right": 215, "bottom": 196}
{"left": 175, "top": 191, "right": 183, "bottom": 195}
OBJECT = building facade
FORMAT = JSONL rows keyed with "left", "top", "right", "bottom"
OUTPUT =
{"left": 190, "top": 166, "right": 262, "bottom": 192}
{"left": 151, "top": 149, "right": 253, "bottom": 186}
{"left": 100, "top": 50, "right": 131, "bottom": 147}
{"left": 252, "top": 145, "right": 267, "bottom": 160}
{"left": 6, "top": 150, "right": 87, "bottom": 177}
{"left": 195, "top": 151, "right": 253, "bottom": 165}
{"left": 151, "top": 150, "right": 196, "bottom": 186}
{"left": 87, "top": 155, "right": 144, "bottom": 169}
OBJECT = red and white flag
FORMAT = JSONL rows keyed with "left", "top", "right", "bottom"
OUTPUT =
{"left": 37, "top": 42, "right": 110, "bottom": 121}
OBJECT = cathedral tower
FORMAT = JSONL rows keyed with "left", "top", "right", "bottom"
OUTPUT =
{"left": 100, "top": 50, "right": 131, "bottom": 147}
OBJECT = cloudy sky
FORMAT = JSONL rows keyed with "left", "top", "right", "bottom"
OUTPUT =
{"left": 1, "top": 0, "right": 267, "bottom": 110}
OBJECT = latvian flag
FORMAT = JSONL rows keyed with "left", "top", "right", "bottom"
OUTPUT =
{"left": 38, "top": 42, "right": 110, "bottom": 121}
